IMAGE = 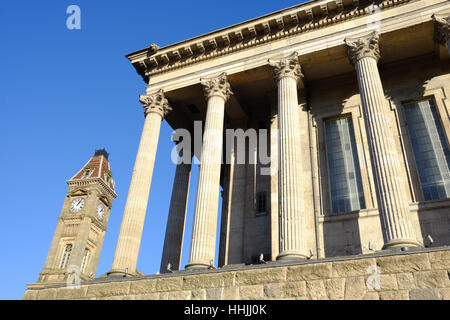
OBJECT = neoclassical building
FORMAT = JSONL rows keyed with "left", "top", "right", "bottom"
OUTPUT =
{"left": 26, "top": 0, "right": 450, "bottom": 300}
{"left": 107, "top": 0, "right": 450, "bottom": 277}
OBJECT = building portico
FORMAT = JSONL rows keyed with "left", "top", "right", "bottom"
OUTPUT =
{"left": 105, "top": 0, "right": 450, "bottom": 275}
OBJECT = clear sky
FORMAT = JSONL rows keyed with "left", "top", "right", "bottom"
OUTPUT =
{"left": 0, "top": 0, "right": 304, "bottom": 299}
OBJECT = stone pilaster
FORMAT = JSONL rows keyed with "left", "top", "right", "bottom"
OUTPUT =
{"left": 160, "top": 148, "right": 192, "bottom": 273}
{"left": 269, "top": 111, "right": 279, "bottom": 262}
{"left": 67, "top": 217, "right": 92, "bottom": 268}
{"left": 109, "top": 89, "right": 172, "bottom": 276}
{"left": 218, "top": 162, "right": 231, "bottom": 267}
{"left": 186, "top": 73, "right": 232, "bottom": 269}
{"left": 218, "top": 139, "right": 247, "bottom": 266}
{"left": 268, "top": 52, "right": 309, "bottom": 261}
{"left": 88, "top": 229, "right": 105, "bottom": 278}
{"left": 344, "top": 32, "right": 421, "bottom": 249}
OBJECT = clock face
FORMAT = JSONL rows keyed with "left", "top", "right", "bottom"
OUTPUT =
{"left": 70, "top": 198, "right": 85, "bottom": 213}
{"left": 96, "top": 204, "right": 105, "bottom": 220}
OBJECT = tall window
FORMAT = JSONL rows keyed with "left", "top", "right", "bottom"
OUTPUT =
{"left": 325, "top": 116, "right": 366, "bottom": 213}
{"left": 404, "top": 99, "right": 450, "bottom": 201}
{"left": 80, "top": 249, "right": 90, "bottom": 274}
{"left": 59, "top": 244, "right": 72, "bottom": 269}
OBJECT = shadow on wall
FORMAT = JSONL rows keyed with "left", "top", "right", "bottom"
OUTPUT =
{"left": 417, "top": 206, "right": 450, "bottom": 248}
{"left": 322, "top": 218, "right": 363, "bottom": 257}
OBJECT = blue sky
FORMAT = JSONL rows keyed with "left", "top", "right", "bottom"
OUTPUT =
{"left": 0, "top": 0, "right": 303, "bottom": 299}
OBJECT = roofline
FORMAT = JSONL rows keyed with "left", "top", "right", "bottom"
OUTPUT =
{"left": 124, "top": 0, "right": 417, "bottom": 82}
{"left": 125, "top": 0, "right": 317, "bottom": 59}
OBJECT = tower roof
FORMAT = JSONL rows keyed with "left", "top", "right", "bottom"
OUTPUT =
{"left": 69, "top": 149, "right": 115, "bottom": 191}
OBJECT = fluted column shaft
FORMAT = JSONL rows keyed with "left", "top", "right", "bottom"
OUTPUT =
{"left": 269, "top": 53, "right": 308, "bottom": 260}
{"left": 110, "top": 90, "right": 171, "bottom": 276}
{"left": 186, "top": 73, "right": 232, "bottom": 269}
{"left": 160, "top": 157, "right": 191, "bottom": 273}
{"left": 345, "top": 32, "right": 420, "bottom": 248}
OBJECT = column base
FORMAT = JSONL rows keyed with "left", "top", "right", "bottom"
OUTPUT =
{"left": 185, "top": 262, "right": 211, "bottom": 270}
{"left": 276, "top": 251, "right": 309, "bottom": 261}
{"left": 106, "top": 269, "right": 137, "bottom": 278}
{"left": 382, "top": 239, "right": 423, "bottom": 251}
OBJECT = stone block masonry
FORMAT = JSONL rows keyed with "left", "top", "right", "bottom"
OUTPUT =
{"left": 24, "top": 247, "right": 450, "bottom": 300}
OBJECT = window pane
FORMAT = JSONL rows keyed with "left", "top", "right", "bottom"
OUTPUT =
{"left": 404, "top": 99, "right": 450, "bottom": 201}
{"left": 81, "top": 249, "right": 89, "bottom": 274}
{"left": 325, "top": 117, "right": 366, "bottom": 213}
{"left": 59, "top": 244, "right": 72, "bottom": 269}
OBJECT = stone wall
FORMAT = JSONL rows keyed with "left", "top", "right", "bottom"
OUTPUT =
{"left": 23, "top": 248, "right": 450, "bottom": 300}
{"left": 219, "top": 57, "right": 450, "bottom": 263}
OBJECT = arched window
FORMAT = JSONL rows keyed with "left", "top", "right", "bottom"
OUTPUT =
{"left": 59, "top": 244, "right": 72, "bottom": 269}
{"left": 80, "top": 249, "right": 90, "bottom": 273}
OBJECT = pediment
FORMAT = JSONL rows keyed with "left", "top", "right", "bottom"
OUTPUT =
{"left": 68, "top": 189, "right": 89, "bottom": 197}
{"left": 99, "top": 195, "right": 111, "bottom": 207}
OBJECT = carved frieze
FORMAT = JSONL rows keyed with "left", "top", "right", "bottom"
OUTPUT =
{"left": 128, "top": 0, "right": 411, "bottom": 81}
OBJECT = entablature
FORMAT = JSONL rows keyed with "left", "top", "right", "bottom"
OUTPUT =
{"left": 127, "top": 0, "right": 448, "bottom": 97}
{"left": 127, "top": 0, "right": 417, "bottom": 85}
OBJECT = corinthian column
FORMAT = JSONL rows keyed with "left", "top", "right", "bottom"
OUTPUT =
{"left": 344, "top": 32, "right": 421, "bottom": 249}
{"left": 268, "top": 53, "right": 308, "bottom": 260}
{"left": 160, "top": 147, "right": 191, "bottom": 273}
{"left": 186, "top": 73, "right": 232, "bottom": 269}
{"left": 109, "top": 89, "right": 172, "bottom": 276}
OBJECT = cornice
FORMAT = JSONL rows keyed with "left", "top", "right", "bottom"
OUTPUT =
{"left": 126, "top": 0, "right": 410, "bottom": 82}
{"left": 67, "top": 178, "right": 117, "bottom": 199}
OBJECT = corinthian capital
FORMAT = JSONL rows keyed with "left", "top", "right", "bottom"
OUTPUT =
{"left": 200, "top": 72, "right": 233, "bottom": 102}
{"left": 432, "top": 14, "right": 450, "bottom": 45}
{"left": 268, "top": 52, "right": 303, "bottom": 83}
{"left": 344, "top": 31, "right": 381, "bottom": 65}
{"left": 139, "top": 89, "right": 172, "bottom": 118}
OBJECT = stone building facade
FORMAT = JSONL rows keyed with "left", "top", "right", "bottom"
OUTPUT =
{"left": 25, "top": 0, "right": 450, "bottom": 299}
{"left": 24, "top": 248, "right": 450, "bottom": 300}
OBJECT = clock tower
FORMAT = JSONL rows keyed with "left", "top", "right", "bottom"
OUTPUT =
{"left": 37, "top": 149, "right": 117, "bottom": 284}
